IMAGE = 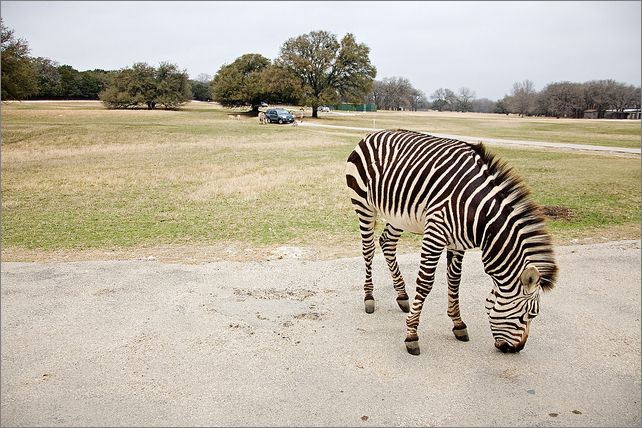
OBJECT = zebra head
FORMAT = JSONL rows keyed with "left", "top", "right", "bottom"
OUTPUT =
{"left": 484, "top": 264, "right": 543, "bottom": 353}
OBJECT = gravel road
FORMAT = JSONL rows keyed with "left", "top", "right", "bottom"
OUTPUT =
{"left": 1, "top": 240, "right": 640, "bottom": 427}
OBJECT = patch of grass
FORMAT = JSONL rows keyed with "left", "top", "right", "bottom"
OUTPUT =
{"left": 488, "top": 147, "right": 640, "bottom": 243}
{"left": 1, "top": 101, "right": 639, "bottom": 261}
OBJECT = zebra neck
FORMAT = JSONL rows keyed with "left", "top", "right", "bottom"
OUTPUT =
{"left": 479, "top": 200, "right": 521, "bottom": 275}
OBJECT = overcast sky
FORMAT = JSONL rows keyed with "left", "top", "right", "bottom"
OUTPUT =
{"left": 1, "top": 1, "right": 640, "bottom": 100}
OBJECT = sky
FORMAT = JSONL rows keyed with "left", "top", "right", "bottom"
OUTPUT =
{"left": 1, "top": 1, "right": 640, "bottom": 100}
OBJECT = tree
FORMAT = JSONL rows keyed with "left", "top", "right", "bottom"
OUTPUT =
{"left": 537, "top": 81, "right": 585, "bottom": 118}
{"left": 455, "top": 87, "right": 476, "bottom": 112}
{"left": 31, "top": 57, "right": 63, "bottom": 99}
{"left": 80, "top": 69, "right": 112, "bottom": 99}
{"left": 370, "top": 76, "right": 425, "bottom": 111}
{"left": 100, "top": 62, "right": 155, "bottom": 109}
{"left": 30, "top": 62, "right": 111, "bottom": 100}
{"left": 494, "top": 98, "right": 509, "bottom": 114}
{"left": 471, "top": 98, "right": 497, "bottom": 113}
{"left": 507, "top": 79, "right": 537, "bottom": 116}
{"left": 276, "top": 30, "right": 376, "bottom": 117}
{"left": 609, "top": 82, "right": 640, "bottom": 113}
{"left": 100, "top": 62, "right": 190, "bottom": 109}
{"left": 210, "top": 53, "right": 272, "bottom": 113}
{"left": 154, "top": 62, "right": 192, "bottom": 109}
{"left": 430, "top": 88, "right": 457, "bottom": 111}
{"left": 58, "top": 65, "right": 84, "bottom": 99}
{"left": 410, "top": 88, "right": 429, "bottom": 111}
{"left": 1, "top": 19, "right": 38, "bottom": 100}
{"left": 191, "top": 73, "right": 212, "bottom": 101}
{"left": 257, "top": 64, "right": 303, "bottom": 106}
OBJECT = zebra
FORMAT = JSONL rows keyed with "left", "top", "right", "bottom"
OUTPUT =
{"left": 345, "top": 129, "right": 558, "bottom": 356}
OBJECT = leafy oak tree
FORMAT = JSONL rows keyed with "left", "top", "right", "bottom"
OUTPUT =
{"left": 154, "top": 62, "right": 192, "bottom": 109}
{"left": 1, "top": 19, "right": 38, "bottom": 100}
{"left": 210, "top": 53, "right": 301, "bottom": 113}
{"left": 276, "top": 30, "right": 376, "bottom": 117}
{"left": 210, "top": 53, "right": 271, "bottom": 113}
{"left": 100, "top": 62, "right": 190, "bottom": 109}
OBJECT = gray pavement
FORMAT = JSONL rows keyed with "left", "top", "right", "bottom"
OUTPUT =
{"left": 299, "top": 122, "right": 641, "bottom": 155}
{"left": 1, "top": 240, "right": 640, "bottom": 426}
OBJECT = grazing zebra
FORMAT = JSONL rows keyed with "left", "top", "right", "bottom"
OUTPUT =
{"left": 345, "top": 129, "right": 558, "bottom": 355}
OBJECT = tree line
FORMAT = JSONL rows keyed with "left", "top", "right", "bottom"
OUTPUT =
{"left": 2, "top": 21, "right": 377, "bottom": 115}
{"left": 501, "top": 79, "right": 640, "bottom": 118}
{"left": 2, "top": 19, "right": 639, "bottom": 118}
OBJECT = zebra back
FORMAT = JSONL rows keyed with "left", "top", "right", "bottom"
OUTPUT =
{"left": 345, "top": 129, "right": 557, "bottom": 290}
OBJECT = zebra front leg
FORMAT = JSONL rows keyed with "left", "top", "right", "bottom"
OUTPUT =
{"left": 405, "top": 230, "right": 445, "bottom": 355}
{"left": 358, "top": 214, "right": 377, "bottom": 313}
{"left": 379, "top": 223, "right": 410, "bottom": 312}
{"left": 447, "top": 249, "right": 469, "bottom": 342}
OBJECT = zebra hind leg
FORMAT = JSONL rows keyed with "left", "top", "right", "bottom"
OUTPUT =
{"left": 379, "top": 223, "right": 410, "bottom": 313}
{"left": 447, "top": 249, "right": 469, "bottom": 342}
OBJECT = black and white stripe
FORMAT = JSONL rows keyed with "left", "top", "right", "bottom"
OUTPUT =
{"left": 346, "top": 129, "right": 558, "bottom": 355}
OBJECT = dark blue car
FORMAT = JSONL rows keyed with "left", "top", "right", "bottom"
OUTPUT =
{"left": 265, "top": 108, "right": 295, "bottom": 124}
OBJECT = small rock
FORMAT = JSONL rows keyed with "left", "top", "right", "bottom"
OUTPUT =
{"left": 572, "top": 410, "right": 582, "bottom": 415}
{"left": 361, "top": 415, "right": 368, "bottom": 421}
{"left": 549, "top": 413, "right": 559, "bottom": 417}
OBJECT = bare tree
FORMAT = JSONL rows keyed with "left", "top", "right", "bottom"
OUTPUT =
{"left": 430, "top": 87, "right": 457, "bottom": 111}
{"left": 456, "top": 87, "right": 476, "bottom": 112}
{"left": 369, "top": 76, "right": 424, "bottom": 110}
{"left": 410, "top": 88, "right": 428, "bottom": 111}
{"left": 538, "top": 81, "right": 585, "bottom": 118}
{"left": 471, "top": 98, "right": 497, "bottom": 113}
{"left": 610, "top": 82, "right": 640, "bottom": 113}
{"left": 195, "top": 73, "right": 212, "bottom": 83}
{"left": 507, "top": 79, "right": 537, "bottom": 116}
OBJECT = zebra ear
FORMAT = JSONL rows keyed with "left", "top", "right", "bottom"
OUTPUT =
{"left": 520, "top": 265, "right": 540, "bottom": 293}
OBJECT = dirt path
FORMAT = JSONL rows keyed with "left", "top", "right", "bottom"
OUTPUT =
{"left": 1, "top": 240, "right": 640, "bottom": 426}
{"left": 299, "top": 122, "right": 641, "bottom": 155}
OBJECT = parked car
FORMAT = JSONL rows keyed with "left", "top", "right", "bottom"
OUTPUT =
{"left": 265, "top": 108, "right": 295, "bottom": 124}
{"left": 319, "top": 106, "right": 331, "bottom": 112}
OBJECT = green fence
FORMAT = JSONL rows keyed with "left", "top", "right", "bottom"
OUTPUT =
{"left": 333, "top": 103, "right": 377, "bottom": 112}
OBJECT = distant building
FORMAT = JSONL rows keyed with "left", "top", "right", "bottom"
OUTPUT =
{"left": 584, "top": 108, "right": 640, "bottom": 119}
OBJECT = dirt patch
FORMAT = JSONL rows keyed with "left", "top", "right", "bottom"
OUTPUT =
{"left": 233, "top": 287, "right": 317, "bottom": 301}
{"left": 540, "top": 205, "right": 574, "bottom": 221}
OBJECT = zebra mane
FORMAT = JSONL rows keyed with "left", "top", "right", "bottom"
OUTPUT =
{"left": 467, "top": 141, "right": 558, "bottom": 291}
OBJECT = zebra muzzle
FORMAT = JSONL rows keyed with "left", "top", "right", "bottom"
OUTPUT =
{"left": 495, "top": 339, "right": 519, "bottom": 353}
{"left": 495, "top": 333, "right": 528, "bottom": 353}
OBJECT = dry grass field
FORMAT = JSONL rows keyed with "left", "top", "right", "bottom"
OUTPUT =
{"left": 1, "top": 101, "right": 640, "bottom": 262}
{"left": 312, "top": 109, "right": 641, "bottom": 148}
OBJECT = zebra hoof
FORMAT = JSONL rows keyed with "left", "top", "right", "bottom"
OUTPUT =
{"left": 364, "top": 299, "right": 375, "bottom": 314}
{"left": 405, "top": 340, "right": 420, "bottom": 355}
{"left": 453, "top": 327, "right": 469, "bottom": 342}
{"left": 396, "top": 299, "right": 410, "bottom": 313}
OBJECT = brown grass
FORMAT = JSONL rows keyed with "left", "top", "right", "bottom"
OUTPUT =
{"left": 2, "top": 101, "right": 639, "bottom": 263}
